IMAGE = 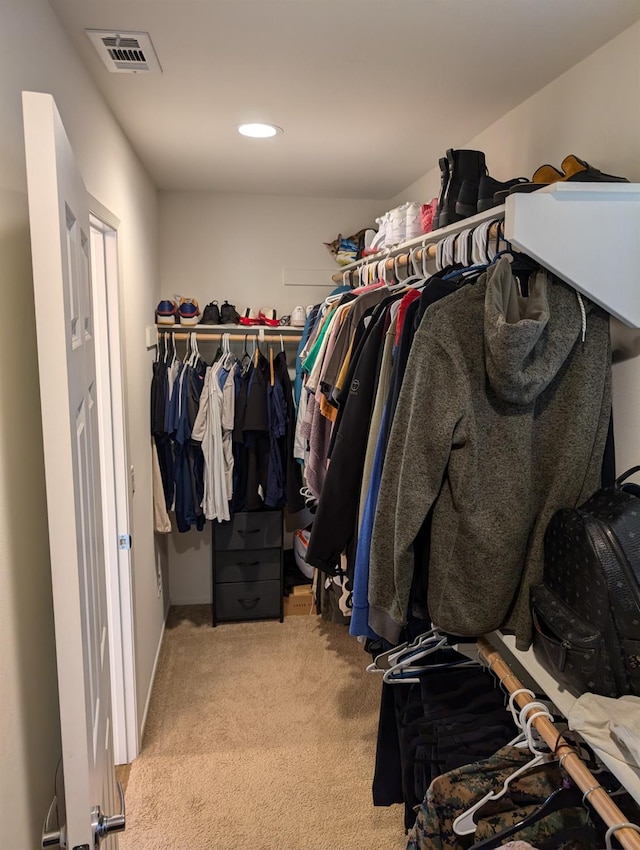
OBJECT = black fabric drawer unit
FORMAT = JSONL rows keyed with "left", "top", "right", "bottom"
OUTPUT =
{"left": 215, "top": 549, "right": 281, "bottom": 584}
{"left": 212, "top": 510, "right": 283, "bottom": 625}
{"left": 214, "top": 580, "right": 281, "bottom": 622}
{"left": 215, "top": 511, "right": 282, "bottom": 551}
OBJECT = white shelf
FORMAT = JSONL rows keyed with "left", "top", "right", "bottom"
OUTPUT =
{"left": 333, "top": 204, "right": 507, "bottom": 275}
{"left": 506, "top": 182, "right": 640, "bottom": 328}
{"left": 489, "top": 631, "right": 640, "bottom": 804}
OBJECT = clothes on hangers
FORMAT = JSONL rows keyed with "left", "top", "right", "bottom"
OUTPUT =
{"left": 369, "top": 257, "right": 611, "bottom": 648}
{"left": 407, "top": 745, "right": 593, "bottom": 850}
{"left": 192, "top": 361, "right": 232, "bottom": 522}
{"left": 150, "top": 333, "right": 302, "bottom": 530}
{"left": 373, "top": 655, "right": 518, "bottom": 830}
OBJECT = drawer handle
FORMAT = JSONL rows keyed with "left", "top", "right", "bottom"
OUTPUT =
{"left": 236, "top": 561, "right": 261, "bottom": 567}
{"left": 238, "top": 597, "right": 260, "bottom": 609}
{"left": 238, "top": 528, "right": 261, "bottom": 535}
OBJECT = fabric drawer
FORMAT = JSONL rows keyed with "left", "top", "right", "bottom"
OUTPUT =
{"left": 215, "top": 549, "right": 281, "bottom": 584}
{"left": 215, "top": 511, "right": 282, "bottom": 551}
{"left": 214, "top": 580, "right": 281, "bottom": 621}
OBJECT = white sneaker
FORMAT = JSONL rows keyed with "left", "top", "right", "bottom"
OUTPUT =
{"left": 405, "top": 201, "right": 422, "bottom": 240}
{"left": 290, "top": 306, "right": 306, "bottom": 327}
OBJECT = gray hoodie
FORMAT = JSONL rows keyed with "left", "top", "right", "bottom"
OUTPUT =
{"left": 368, "top": 257, "right": 611, "bottom": 649}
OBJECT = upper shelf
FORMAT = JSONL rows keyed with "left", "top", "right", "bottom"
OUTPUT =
{"left": 506, "top": 182, "right": 640, "bottom": 328}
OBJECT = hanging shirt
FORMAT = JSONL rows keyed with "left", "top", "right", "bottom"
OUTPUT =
{"left": 192, "top": 363, "right": 230, "bottom": 523}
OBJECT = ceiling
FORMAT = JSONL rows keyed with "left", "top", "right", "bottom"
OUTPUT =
{"left": 49, "top": 0, "right": 640, "bottom": 200}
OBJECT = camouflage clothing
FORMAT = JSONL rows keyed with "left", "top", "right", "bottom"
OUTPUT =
{"left": 407, "top": 745, "right": 592, "bottom": 850}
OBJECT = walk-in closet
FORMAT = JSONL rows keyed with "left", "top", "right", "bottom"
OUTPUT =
{"left": 4, "top": 2, "right": 640, "bottom": 849}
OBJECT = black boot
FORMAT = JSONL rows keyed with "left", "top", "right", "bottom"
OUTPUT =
{"left": 440, "top": 149, "right": 487, "bottom": 227}
{"left": 432, "top": 157, "right": 449, "bottom": 231}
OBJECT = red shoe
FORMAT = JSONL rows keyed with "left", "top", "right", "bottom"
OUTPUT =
{"left": 258, "top": 308, "right": 279, "bottom": 327}
{"left": 239, "top": 308, "right": 260, "bottom": 326}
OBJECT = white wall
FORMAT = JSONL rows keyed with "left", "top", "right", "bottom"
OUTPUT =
{"left": 159, "top": 192, "right": 382, "bottom": 317}
{"left": 393, "top": 21, "right": 640, "bottom": 206}
{"left": 0, "top": 1, "right": 162, "bottom": 843}
{"left": 159, "top": 191, "right": 382, "bottom": 604}
{"left": 390, "top": 20, "right": 640, "bottom": 472}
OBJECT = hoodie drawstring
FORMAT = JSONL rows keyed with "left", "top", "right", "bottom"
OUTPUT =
{"left": 576, "top": 291, "right": 587, "bottom": 344}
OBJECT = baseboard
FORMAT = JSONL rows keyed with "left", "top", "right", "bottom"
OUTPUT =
{"left": 169, "top": 596, "right": 211, "bottom": 606}
{"left": 139, "top": 613, "right": 167, "bottom": 742}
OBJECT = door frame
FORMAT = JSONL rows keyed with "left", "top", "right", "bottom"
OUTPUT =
{"left": 89, "top": 196, "right": 138, "bottom": 763}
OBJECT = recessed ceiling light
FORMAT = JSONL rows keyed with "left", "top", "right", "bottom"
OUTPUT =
{"left": 237, "top": 122, "right": 282, "bottom": 138}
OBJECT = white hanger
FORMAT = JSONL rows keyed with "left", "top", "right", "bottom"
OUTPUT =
{"left": 400, "top": 247, "right": 427, "bottom": 289}
{"left": 421, "top": 240, "right": 432, "bottom": 279}
{"left": 366, "top": 627, "right": 441, "bottom": 674}
{"left": 453, "top": 699, "right": 553, "bottom": 836}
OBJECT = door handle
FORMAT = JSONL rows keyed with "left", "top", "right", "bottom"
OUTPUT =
{"left": 42, "top": 795, "right": 66, "bottom": 848}
{"left": 92, "top": 780, "right": 126, "bottom": 841}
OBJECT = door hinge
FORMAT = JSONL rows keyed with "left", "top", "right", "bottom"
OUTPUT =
{"left": 118, "top": 534, "right": 132, "bottom": 550}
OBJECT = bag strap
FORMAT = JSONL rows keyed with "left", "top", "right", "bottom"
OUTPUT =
{"left": 615, "top": 466, "right": 640, "bottom": 488}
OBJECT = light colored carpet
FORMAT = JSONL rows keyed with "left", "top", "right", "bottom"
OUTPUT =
{"left": 120, "top": 606, "right": 406, "bottom": 850}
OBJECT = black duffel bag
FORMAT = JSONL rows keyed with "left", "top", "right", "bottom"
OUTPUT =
{"left": 531, "top": 466, "right": 640, "bottom": 698}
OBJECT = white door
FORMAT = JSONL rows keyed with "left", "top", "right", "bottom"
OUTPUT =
{"left": 23, "top": 91, "right": 124, "bottom": 849}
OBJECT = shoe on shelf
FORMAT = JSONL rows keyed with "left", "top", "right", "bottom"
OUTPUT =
{"left": 239, "top": 308, "right": 259, "bottom": 326}
{"left": 258, "top": 308, "right": 279, "bottom": 327}
{"left": 290, "top": 306, "right": 306, "bottom": 327}
{"left": 156, "top": 299, "right": 178, "bottom": 325}
{"left": 439, "top": 149, "right": 487, "bottom": 228}
{"left": 432, "top": 157, "right": 450, "bottom": 231}
{"left": 178, "top": 298, "right": 201, "bottom": 326}
{"left": 559, "top": 154, "right": 629, "bottom": 183}
{"left": 201, "top": 301, "right": 220, "bottom": 325}
{"left": 493, "top": 155, "right": 628, "bottom": 205}
{"left": 475, "top": 176, "right": 529, "bottom": 212}
{"left": 220, "top": 300, "right": 240, "bottom": 324}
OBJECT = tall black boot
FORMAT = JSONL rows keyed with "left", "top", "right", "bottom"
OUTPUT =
{"left": 439, "top": 149, "right": 487, "bottom": 227}
{"left": 432, "top": 157, "right": 449, "bottom": 231}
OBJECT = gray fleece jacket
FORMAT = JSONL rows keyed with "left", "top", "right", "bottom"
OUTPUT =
{"left": 368, "top": 257, "right": 611, "bottom": 649}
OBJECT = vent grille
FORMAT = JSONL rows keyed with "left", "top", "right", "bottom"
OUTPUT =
{"left": 86, "top": 30, "right": 162, "bottom": 74}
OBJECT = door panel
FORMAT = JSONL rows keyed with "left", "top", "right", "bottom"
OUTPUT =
{"left": 23, "top": 91, "right": 119, "bottom": 849}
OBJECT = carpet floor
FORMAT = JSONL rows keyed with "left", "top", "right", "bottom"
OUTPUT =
{"left": 120, "top": 606, "right": 406, "bottom": 850}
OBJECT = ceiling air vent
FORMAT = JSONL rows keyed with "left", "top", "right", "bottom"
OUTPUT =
{"left": 85, "top": 30, "right": 162, "bottom": 74}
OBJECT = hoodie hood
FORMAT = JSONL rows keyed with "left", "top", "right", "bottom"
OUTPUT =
{"left": 484, "top": 256, "right": 584, "bottom": 405}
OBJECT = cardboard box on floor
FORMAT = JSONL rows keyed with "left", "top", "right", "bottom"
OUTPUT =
{"left": 284, "top": 584, "right": 316, "bottom": 615}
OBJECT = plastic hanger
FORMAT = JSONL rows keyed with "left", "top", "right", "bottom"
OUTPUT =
{"left": 383, "top": 656, "right": 479, "bottom": 684}
{"left": 382, "top": 630, "right": 481, "bottom": 684}
{"left": 468, "top": 783, "right": 587, "bottom": 850}
{"left": 453, "top": 701, "right": 554, "bottom": 836}
{"left": 399, "top": 247, "right": 427, "bottom": 289}
{"left": 365, "top": 627, "right": 442, "bottom": 674}
{"left": 365, "top": 641, "right": 410, "bottom": 673}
